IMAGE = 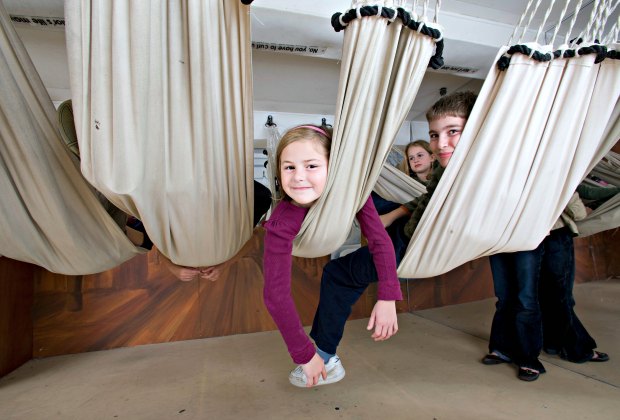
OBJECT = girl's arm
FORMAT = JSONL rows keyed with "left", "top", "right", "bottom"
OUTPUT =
{"left": 379, "top": 206, "right": 409, "bottom": 228}
{"left": 356, "top": 197, "right": 402, "bottom": 341}
{"left": 263, "top": 202, "right": 316, "bottom": 365}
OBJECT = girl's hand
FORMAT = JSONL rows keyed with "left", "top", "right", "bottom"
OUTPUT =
{"left": 158, "top": 249, "right": 200, "bottom": 281}
{"left": 302, "top": 353, "right": 327, "bottom": 387}
{"left": 168, "top": 264, "right": 200, "bottom": 281}
{"left": 200, "top": 264, "right": 223, "bottom": 281}
{"left": 367, "top": 300, "right": 398, "bottom": 341}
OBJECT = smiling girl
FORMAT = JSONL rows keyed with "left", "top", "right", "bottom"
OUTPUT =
{"left": 263, "top": 125, "right": 401, "bottom": 388}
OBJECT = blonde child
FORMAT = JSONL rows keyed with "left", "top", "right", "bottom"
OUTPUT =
{"left": 399, "top": 139, "right": 436, "bottom": 184}
{"left": 263, "top": 125, "right": 402, "bottom": 388}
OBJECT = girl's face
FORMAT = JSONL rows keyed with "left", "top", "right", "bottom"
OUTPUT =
{"left": 407, "top": 145, "right": 434, "bottom": 177}
{"left": 280, "top": 139, "right": 328, "bottom": 207}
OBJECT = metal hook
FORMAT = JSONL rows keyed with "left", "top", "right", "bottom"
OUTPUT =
{"left": 321, "top": 117, "right": 332, "bottom": 128}
{"left": 265, "top": 115, "right": 276, "bottom": 127}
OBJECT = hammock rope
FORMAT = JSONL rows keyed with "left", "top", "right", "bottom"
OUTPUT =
{"left": 331, "top": 3, "right": 444, "bottom": 69}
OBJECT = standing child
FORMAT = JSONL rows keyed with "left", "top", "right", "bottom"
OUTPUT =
{"left": 263, "top": 125, "right": 402, "bottom": 388}
{"left": 379, "top": 91, "right": 477, "bottom": 254}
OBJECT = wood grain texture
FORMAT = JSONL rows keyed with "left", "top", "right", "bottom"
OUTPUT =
{"left": 4, "top": 228, "right": 615, "bottom": 360}
{"left": 0, "top": 258, "right": 35, "bottom": 377}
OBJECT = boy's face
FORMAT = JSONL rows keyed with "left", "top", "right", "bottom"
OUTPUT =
{"left": 279, "top": 139, "right": 328, "bottom": 207}
{"left": 428, "top": 115, "right": 467, "bottom": 167}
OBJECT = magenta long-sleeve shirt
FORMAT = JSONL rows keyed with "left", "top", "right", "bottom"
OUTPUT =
{"left": 263, "top": 197, "right": 402, "bottom": 364}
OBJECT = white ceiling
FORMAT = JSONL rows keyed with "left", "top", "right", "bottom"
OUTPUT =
{"left": 2, "top": 0, "right": 615, "bottom": 122}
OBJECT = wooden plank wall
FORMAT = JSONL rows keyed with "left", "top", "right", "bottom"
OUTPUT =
{"left": 26, "top": 227, "right": 620, "bottom": 358}
{"left": 0, "top": 258, "right": 35, "bottom": 377}
{"left": 1, "top": 227, "right": 618, "bottom": 376}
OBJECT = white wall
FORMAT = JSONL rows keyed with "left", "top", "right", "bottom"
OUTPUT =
{"left": 253, "top": 110, "right": 418, "bottom": 146}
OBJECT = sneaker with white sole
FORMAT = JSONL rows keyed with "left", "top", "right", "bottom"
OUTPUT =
{"left": 289, "top": 355, "right": 346, "bottom": 388}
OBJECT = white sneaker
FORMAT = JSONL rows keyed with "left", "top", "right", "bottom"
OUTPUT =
{"left": 288, "top": 355, "right": 346, "bottom": 388}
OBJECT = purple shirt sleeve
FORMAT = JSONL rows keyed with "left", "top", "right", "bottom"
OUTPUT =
{"left": 263, "top": 201, "right": 316, "bottom": 364}
{"left": 356, "top": 197, "right": 402, "bottom": 301}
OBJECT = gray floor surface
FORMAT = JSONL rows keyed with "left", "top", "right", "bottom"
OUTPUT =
{"left": 1, "top": 279, "right": 618, "bottom": 420}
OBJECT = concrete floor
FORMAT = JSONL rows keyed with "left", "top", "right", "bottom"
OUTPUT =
{"left": 1, "top": 279, "right": 618, "bottom": 420}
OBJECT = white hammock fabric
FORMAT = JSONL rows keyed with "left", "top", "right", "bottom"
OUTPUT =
{"left": 65, "top": 0, "right": 254, "bottom": 266}
{"left": 398, "top": 42, "right": 620, "bottom": 278}
{"left": 373, "top": 163, "right": 426, "bottom": 204}
{"left": 577, "top": 193, "right": 620, "bottom": 237}
{"left": 293, "top": 1, "right": 443, "bottom": 257}
{"left": 577, "top": 152, "right": 620, "bottom": 237}
{"left": 0, "top": 3, "right": 141, "bottom": 274}
{"left": 590, "top": 151, "right": 620, "bottom": 186}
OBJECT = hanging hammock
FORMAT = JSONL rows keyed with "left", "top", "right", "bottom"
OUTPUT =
{"left": 290, "top": 0, "right": 444, "bottom": 257}
{"left": 0, "top": 3, "right": 142, "bottom": 274}
{"left": 576, "top": 151, "right": 620, "bottom": 237}
{"left": 398, "top": 0, "right": 620, "bottom": 278}
{"left": 64, "top": 0, "right": 255, "bottom": 267}
{"left": 373, "top": 160, "right": 426, "bottom": 204}
{"left": 590, "top": 150, "right": 620, "bottom": 185}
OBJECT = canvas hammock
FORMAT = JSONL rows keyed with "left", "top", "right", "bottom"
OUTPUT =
{"left": 0, "top": 3, "right": 142, "bottom": 274}
{"left": 64, "top": 0, "right": 255, "bottom": 267}
{"left": 398, "top": 0, "right": 620, "bottom": 277}
{"left": 576, "top": 151, "right": 620, "bottom": 237}
{"left": 290, "top": 0, "right": 445, "bottom": 257}
{"left": 374, "top": 162, "right": 426, "bottom": 204}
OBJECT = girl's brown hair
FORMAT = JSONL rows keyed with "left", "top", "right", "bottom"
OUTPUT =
{"left": 399, "top": 139, "right": 433, "bottom": 177}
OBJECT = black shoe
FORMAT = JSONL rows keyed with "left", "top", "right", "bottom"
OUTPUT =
{"left": 587, "top": 350, "right": 609, "bottom": 362}
{"left": 482, "top": 353, "right": 511, "bottom": 365}
{"left": 518, "top": 367, "right": 540, "bottom": 382}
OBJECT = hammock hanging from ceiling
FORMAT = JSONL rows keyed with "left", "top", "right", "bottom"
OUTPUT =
{"left": 576, "top": 151, "right": 620, "bottom": 237}
{"left": 288, "top": 0, "right": 445, "bottom": 257}
{"left": 0, "top": 2, "right": 142, "bottom": 274}
{"left": 64, "top": 0, "right": 255, "bottom": 267}
{"left": 398, "top": 0, "right": 620, "bottom": 278}
{"left": 373, "top": 159, "right": 427, "bottom": 204}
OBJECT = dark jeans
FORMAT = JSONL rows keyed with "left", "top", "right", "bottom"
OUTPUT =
{"left": 488, "top": 244, "right": 545, "bottom": 371}
{"left": 371, "top": 191, "right": 402, "bottom": 215}
{"left": 253, "top": 180, "right": 272, "bottom": 227}
{"left": 539, "top": 227, "right": 596, "bottom": 362}
{"left": 309, "top": 227, "right": 407, "bottom": 355}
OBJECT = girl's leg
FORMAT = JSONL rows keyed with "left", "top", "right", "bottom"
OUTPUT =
{"left": 310, "top": 246, "right": 379, "bottom": 354}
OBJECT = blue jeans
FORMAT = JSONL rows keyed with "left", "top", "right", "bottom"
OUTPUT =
{"left": 253, "top": 180, "right": 272, "bottom": 226}
{"left": 489, "top": 244, "right": 545, "bottom": 371}
{"left": 371, "top": 191, "right": 402, "bottom": 215}
{"left": 539, "top": 227, "right": 596, "bottom": 362}
{"left": 309, "top": 232, "right": 407, "bottom": 355}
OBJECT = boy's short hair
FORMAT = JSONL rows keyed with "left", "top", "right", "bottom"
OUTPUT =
{"left": 425, "top": 91, "right": 477, "bottom": 123}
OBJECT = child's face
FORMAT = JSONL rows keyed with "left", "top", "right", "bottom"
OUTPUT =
{"left": 428, "top": 115, "right": 467, "bottom": 167}
{"left": 407, "top": 145, "right": 435, "bottom": 176}
{"left": 280, "top": 139, "right": 328, "bottom": 207}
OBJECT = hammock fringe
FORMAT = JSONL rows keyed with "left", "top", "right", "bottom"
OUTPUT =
{"left": 332, "top": 6, "right": 444, "bottom": 69}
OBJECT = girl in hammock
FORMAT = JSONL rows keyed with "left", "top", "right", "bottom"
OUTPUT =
{"left": 399, "top": 139, "right": 436, "bottom": 184}
{"left": 372, "top": 139, "right": 436, "bottom": 215}
{"left": 263, "top": 125, "right": 402, "bottom": 388}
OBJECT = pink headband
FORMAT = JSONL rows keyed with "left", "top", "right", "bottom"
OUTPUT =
{"left": 296, "top": 125, "right": 329, "bottom": 137}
